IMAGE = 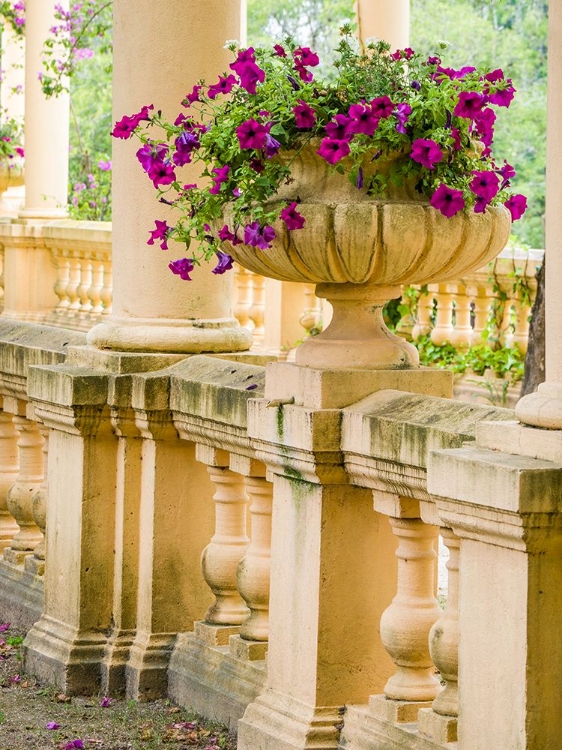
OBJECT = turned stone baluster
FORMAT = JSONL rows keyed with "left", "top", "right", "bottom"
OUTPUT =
{"left": 233, "top": 265, "right": 253, "bottom": 330}
{"left": 89, "top": 258, "right": 105, "bottom": 316}
{"left": 411, "top": 287, "right": 433, "bottom": 340}
{"left": 54, "top": 254, "right": 71, "bottom": 316}
{"left": 378, "top": 517, "right": 442, "bottom": 704}
{"left": 449, "top": 287, "right": 473, "bottom": 348}
{"left": 66, "top": 257, "right": 82, "bottom": 316}
{"left": 248, "top": 272, "right": 265, "bottom": 346}
{"left": 300, "top": 283, "right": 323, "bottom": 337}
{"left": 418, "top": 527, "right": 460, "bottom": 743}
{"left": 236, "top": 466, "right": 272, "bottom": 643}
{"left": 512, "top": 300, "right": 531, "bottom": 354}
{"left": 470, "top": 286, "right": 492, "bottom": 346}
{"left": 4, "top": 412, "right": 44, "bottom": 564}
{"left": 0, "top": 409, "right": 19, "bottom": 552}
{"left": 24, "top": 425, "right": 49, "bottom": 577}
{"left": 77, "top": 258, "right": 93, "bottom": 319}
{"left": 430, "top": 285, "right": 454, "bottom": 346}
{"left": 501, "top": 302, "right": 515, "bottom": 347}
{"left": 198, "top": 447, "right": 250, "bottom": 626}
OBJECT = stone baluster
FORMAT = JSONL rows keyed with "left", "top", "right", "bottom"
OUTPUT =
{"left": 100, "top": 263, "right": 112, "bottom": 316}
{"left": 4, "top": 410, "right": 44, "bottom": 564}
{"left": 24, "top": 424, "right": 49, "bottom": 577}
{"left": 0, "top": 409, "right": 19, "bottom": 552}
{"left": 300, "top": 283, "right": 323, "bottom": 338}
{"left": 248, "top": 273, "right": 265, "bottom": 347}
{"left": 411, "top": 287, "right": 434, "bottom": 340}
{"left": 511, "top": 300, "right": 530, "bottom": 354}
{"left": 430, "top": 284, "right": 454, "bottom": 345}
{"left": 53, "top": 253, "right": 71, "bottom": 316}
{"left": 199, "top": 446, "right": 250, "bottom": 626}
{"left": 470, "top": 285, "right": 491, "bottom": 345}
{"left": 234, "top": 459, "right": 272, "bottom": 643}
{"left": 233, "top": 265, "right": 253, "bottom": 330}
{"left": 89, "top": 258, "right": 105, "bottom": 316}
{"left": 450, "top": 286, "right": 473, "bottom": 348}
{"left": 377, "top": 516, "right": 442, "bottom": 708}
{"left": 501, "top": 301, "right": 515, "bottom": 347}
{"left": 418, "top": 527, "right": 460, "bottom": 743}
{"left": 66, "top": 257, "right": 82, "bottom": 316}
{"left": 77, "top": 257, "right": 93, "bottom": 319}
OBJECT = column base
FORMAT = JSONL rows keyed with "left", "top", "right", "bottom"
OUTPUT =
{"left": 86, "top": 315, "right": 253, "bottom": 354}
{"left": 515, "top": 382, "right": 562, "bottom": 429}
{"left": 23, "top": 554, "right": 45, "bottom": 577}
{"left": 369, "top": 694, "right": 433, "bottom": 724}
{"left": 23, "top": 614, "right": 107, "bottom": 694}
{"left": 238, "top": 691, "right": 343, "bottom": 750}
{"left": 0, "top": 558, "right": 43, "bottom": 630}
{"left": 100, "top": 627, "right": 137, "bottom": 695}
{"left": 167, "top": 626, "right": 266, "bottom": 729}
{"left": 125, "top": 631, "right": 176, "bottom": 701}
{"left": 340, "top": 703, "right": 450, "bottom": 750}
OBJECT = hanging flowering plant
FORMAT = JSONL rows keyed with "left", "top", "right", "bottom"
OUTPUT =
{"left": 0, "top": 116, "right": 24, "bottom": 164}
{"left": 113, "top": 25, "right": 526, "bottom": 281}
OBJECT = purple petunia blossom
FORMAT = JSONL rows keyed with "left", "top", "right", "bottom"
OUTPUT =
{"left": 64, "top": 741, "right": 84, "bottom": 749}
{"left": 148, "top": 161, "right": 176, "bottom": 189}
{"left": 264, "top": 133, "right": 281, "bottom": 158}
{"left": 410, "top": 138, "right": 443, "bottom": 170}
{"left": 317, "top": 138, "right": 351, "bottom": 165}
{"left": 498, "top": 161, "right": 516, "bottom": 189}
{"left": 244, "top": 222, "right": 276, "bottom": 249}
{"left": 212, "top": 251, "right": 234, "bottom": 275}
{"left": 208, "top": 74, "right": 237, "bottom": 100}
{"left": 230, "top": 48, "right": 265, "bottom": 95}
{"left": 173, "top": 131, "right": 200, "bottom": 166}
{"left": 147, "top": 220, "right": 173, "bottom": 250}
{"left": 293, "top": 46, "right": 319, "bottom": 67}
{"left": 347, "top": 103, "right": 379, "bottom": 136}
{"left": 430, "top": 184, "right": 465, "bottom": 217}
{"left": 325, "top": 114, "right": 352, "bottom": 140}
{"left": 183, "top": 84, "right": 202, "bottom": 106}
{"left": 111, "top": 105, "right": 154, "bottom": 139}
{"left": 0, "top": 623, "right": 10, "bottom": 632}
{"left": 97, "top": 159, "right": 111, "bottom": 171}
{"left": 472, "top": 107, "right": 496, "bottom": 148}
{"left": 450, "top": 127, "right": 462, "bottom": 151}
{"left": 470, "top": 170, "right": 500, "bottom": 202}
{"left": 370, "top": 96, "right": 394, "bottom": 120}
{"left": 209, "top": 165, "right": 230, "bottom": 195}
{"left": 356, "top": 167, "right": 364, "bottom": 190}
{"left": 100, "top": 696, "right": 111, "bottom": 707}
{"left": 454, "top": 91, "right": 487, "bottom": 119}
{"left": 218, "top": 224, "right": 241, "bottom": 244}
{"left": 411, "top": 80, "right": 421, "bottom": 91}
{"left": 473, "top": 196, "right": 489, "bottom": 214}
{"left": 394, "top": 103, "right": 412, "bottom": 134}
{"left": 46, "top": 722, "right": 60, "bottom": 730}
{"left": 391, "top": 47, "right": 414, "bottom": 60}
{"left": 280, "top": 201, "right": 306, "bottom": 230}
{"left": 136, "top": 142, "right": 168, "bottom": 173}
{"left": 294, "top": 62, "right": 314, "bottom": 82}
{"left": 236, "top": 119, "right": 270, "bottom": 150}
{"left": 169, "top": 257, "right": 195, "bottom": 280}
{"left": 293, "top": 100, "right": 316, "bottom": 129}
{"left": 504, "top": 194, "right": 527, "bottom": 221}
{"left": 273, "top": 44, "right": 287, "bottom": 57}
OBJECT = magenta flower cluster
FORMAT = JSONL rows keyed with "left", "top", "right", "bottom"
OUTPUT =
{"left": 113, "top": 33, "right": 527, "bottom": 281}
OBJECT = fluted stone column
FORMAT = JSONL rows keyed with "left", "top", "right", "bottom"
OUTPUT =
{"left": 516, "top": 3, "right": 562, "bottom": 429}
{"left": 19, "top": 0, "right": 69, "bottom": 219}
{"left": 355, "top": 0, "right": 410, "bottom": 49}
{"left": 87, "top": 0, "right": 252, "bottom": 354}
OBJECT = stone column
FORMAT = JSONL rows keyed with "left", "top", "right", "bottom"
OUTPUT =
{"left": 87, "top": 0, "right": 252, "bottom": 354}
{"left": 19, "top": 0, "right": 69, "bottom": 219}
{"left": 516, "top": 2, "right": 562, "bottom": 428}
{"left": 355, "top": 0, "right": 410, "bottom": 49}
{"left": 0, "top": 20, "right": 25, "bottom": 216}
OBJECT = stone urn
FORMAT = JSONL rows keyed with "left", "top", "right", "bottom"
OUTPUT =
{"left": 0, "top": 157, "right": 24, "bottom": 217}
{"left": 222, "top": 145, "right": 511, "bottom": 369}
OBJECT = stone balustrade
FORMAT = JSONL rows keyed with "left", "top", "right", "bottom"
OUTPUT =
{"left": 0, "top": 322, "right": 557, "bottom": 748}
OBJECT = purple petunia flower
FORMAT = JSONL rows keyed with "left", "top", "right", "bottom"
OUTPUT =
{"left": 65, "top": 741, "right": 84, "bottom": 750}
{"left": 498, "top": 161, "right": 516, "bottom": 189}
{"left": 273, "top": 44, "right": 287, "bottom": 57}
{"left": 97, "top": 159, "right": 111, "bottom": 171}
{"left": 236, "top": 119, "right": 270, "bottom": 150}
{"left": 264, "top": 133, "right": 281, "bottom": 158}
{"left": 317, "top": 138, "right": 351, "bottom": 165}
{"left": 212, "top": 251, "right": 234, "bottom": 275}
{"left": 169, "top": 257, "right": 195, "bottom": 280}
{"left": 325, "top": 114, "right": 352, "bottom": 141}
{"left": 218, "top": 224, "right": 241, "bottom": 245}
{"left": 293, "top": 46, "right": 319, "bottom": 67}
{"left": 370, "top": 95, "right": 394, "bottom": 120}
{"left": 504, "top": 194, "right": 527, "bottom": 221}
{"left": 46, "top": 722, "right": 60, "bottom": 730}
{"left": 230, "top": 48, "right": 265, "bottom": 95}
{"left": 111, "top": 105, "right": 154, "bottom": 139}
{"left": 147, "top": 161, "right": 176, "bottom": 189}
{"left": 100, "top": 696, "right": 111, "bottom": 707}
{"left": 430, "top": 184, "right": 465, "bottom": 217}
{"left": 209, "top": 165, "right": 230, "bottom": 195}
{"left": 293, "top": 100, "right": 316, "bottom": 129}
{"left": 208, "top": 74, "right": 237, "bottom": 99}
{"left": 0, "top": 623, "right": 10, "bottom": 632}
{"left": 183, "top": 84, "right": 202, "bottom": 106}
{"left": 394, "top": 103, "right": 412, "bottom": 134}
{"left": 173, "top": 131, "right": 200, "bottom": 166}
{"left": 280, "top": 201, "right": 306, "bottom": 230}
{"left": 147, "top": 220, "right": 173, "bottom": 250}
{"left": 470, "top": 170, "right": 500, "bottom": 203}
{"left": 454, "top": 91, "right": 487, "bottom": 119}
{"left": 472, "top": 107, "right": 496, "bottom": 148}
{"left": 244, "top": 222, "right": 276, "bottom": 249}
{"left": 391, "top": 47, "right": 414, "bottom": 60}
{"left": 136, "top": 142, "right": 168, "bottom": 173}
{"left": 473, "top": 196, "right": 489, "bottom": 214}
{"left": 410, "top": 138, "right": 443, "bottom": 170}
{"left": 347, "top": 103, "right": 379, "bottom": 136}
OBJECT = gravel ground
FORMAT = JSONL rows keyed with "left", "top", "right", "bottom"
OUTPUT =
{"left": 0, "top": 625, "right": 236, "bottom": 750}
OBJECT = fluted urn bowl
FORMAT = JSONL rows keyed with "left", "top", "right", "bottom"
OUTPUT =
{"left": 223, "top": 145, "right": 511, "bottom": 369}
